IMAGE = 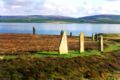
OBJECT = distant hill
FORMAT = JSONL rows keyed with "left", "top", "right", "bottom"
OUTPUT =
{"left": 0, "top": 15, "right": 76, "bottom": 23}
{"left": 0, "top": 15, "right": 120, "bottom": 23}
{"left": 77, "top": 15, "right": 120, "bottom": 23}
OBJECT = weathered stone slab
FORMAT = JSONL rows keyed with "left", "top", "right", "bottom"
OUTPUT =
{"left": 92, "top": 33, "right": 95, "bottom": 41}
{"left": 99, "top": 35, "right": 104, "bottom": 52}
{"left": 59, "top": 31, "right": 68, "bottom": 54}
{"left": 79, "top": 32, "right": 84, "bottom": 53}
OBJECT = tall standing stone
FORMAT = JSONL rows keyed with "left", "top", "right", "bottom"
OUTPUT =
{"left": 92, "top": 33, "right": 95, "bottom": 41}
{"left": 59, "top": 31, "right": 68, "bottom": 54}
{"left": 33, "top": 27, "right": 36, "bottom": 35}
{"left": 95, "top": 33, "right": 98, "bottom": 41}
{"left": 79, "top": 32, "right": 84, "bottom": 53}
{"left": 99, "top": 35, "right": 104, "bottom": 52}
{"left": 70, "top": 32, "right": 72, "bottom": 37}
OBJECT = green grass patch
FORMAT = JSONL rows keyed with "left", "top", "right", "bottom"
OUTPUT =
{"left": 1, "top": 50, "right": 101, "bottom": 59}
{"left": 1, "top": 50, "right": 103, "bottom": 59}
{"left": 33, "top": 50, "right": 101, "bottom": 58}
{"left": 2, "top": 55, "right": 17, "bottom": 60}
{"left": 104, "top": 44, "right": 120, "bottom": 52}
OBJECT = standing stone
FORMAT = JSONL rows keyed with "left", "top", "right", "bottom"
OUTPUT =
{"left": 33, "top": 26, "right": 36, "bottom": 35}
{"left": 95, "top": 33, "right": 98, "bottom": 41}
{"left": 0, "top": 56, "right": 4, "bottom": 60}
{"left": 59, "top": 31, "right": 68, "bottom": 54}
{"left": 60, "top": 30, "right": 64, "bottom": 36}
{"left": 92, "top": 33, "right": 95, "bottom": 41}
{"left": 70, "top": 32, "right": 72, "bottom": 37}
{"left": 79, "top": 32, "right": 84, "bottom": 53}
{"left": 99, "top": 35, "right": 104, "bottom": 52}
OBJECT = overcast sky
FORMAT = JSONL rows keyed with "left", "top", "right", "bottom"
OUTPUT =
{"left": 0, "top": 0, "right": 120, "bottom": 17}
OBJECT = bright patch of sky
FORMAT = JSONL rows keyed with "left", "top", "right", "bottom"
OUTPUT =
{"left": 0, "top": 0, "right": 120, "bottom": 17}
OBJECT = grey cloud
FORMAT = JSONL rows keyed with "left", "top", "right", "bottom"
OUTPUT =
{"left": 3, "top": 0, "right": 36, "bottom": 6}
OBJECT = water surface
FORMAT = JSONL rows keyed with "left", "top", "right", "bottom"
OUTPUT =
{"left": 0, "top": 23, "right": 120, "bottom": 36}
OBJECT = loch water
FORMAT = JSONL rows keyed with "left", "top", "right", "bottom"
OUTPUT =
{"left": 0, "top": 23, "right": 120, "bottom": 36}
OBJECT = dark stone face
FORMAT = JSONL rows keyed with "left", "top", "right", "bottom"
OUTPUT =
{"left": 33, "top": 27, "right": 36, "bottom": 35}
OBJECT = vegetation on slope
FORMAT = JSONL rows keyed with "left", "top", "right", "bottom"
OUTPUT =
{"left": 1, "top": 15, "right": 120, "bottom": 23}
{"left": 0, "top": 33, "right": 120, "bottom": 80}
{"left": 0, "top": 50, "right": 120, "bottom": 80}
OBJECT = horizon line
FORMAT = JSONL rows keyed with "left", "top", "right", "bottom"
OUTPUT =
{"left": 0, "top": 14, "right": 120, "bottom": 18}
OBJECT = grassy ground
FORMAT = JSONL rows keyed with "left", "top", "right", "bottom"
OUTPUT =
{"left": 2, "top": 50, "right": 101, "bottom": 60}
{"left": 0, "top": 49, "right": 120, "bottom": 80}
{"left": 32, "top": 43, "right": 120, "bottom": 58}
{"left": 2, "top": 43, "right": 120, "bottom": 60}
{"left": 0, "top": 39, "right": 120, "bottom": 79}
{"left": 33, "top": 50, "right": 101, "bottom": 58}
{"left": 104, "top": 44, "right": 120, "bottom": 52}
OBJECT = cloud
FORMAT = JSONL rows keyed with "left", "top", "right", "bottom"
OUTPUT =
{"left": 0, "top": 0, "right": 7, "bottom": 14}
{"left": 40, "top": 0, "right": 93, "bottom": 17}
{"left": 4, "top": 0, "right": 33, "bottom": 6}
{"left": 0, "top": 0, "right": 120, "bottom": 17}
{"left": 40, "top": 0, "right": 120, "bottom": 17}
{"left": 0, "top": 0, "right": 45, "bottom": 15}
{"left": 105, "top": 0, "right": 120, "bottom": 1}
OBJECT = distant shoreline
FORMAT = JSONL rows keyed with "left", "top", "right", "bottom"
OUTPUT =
{"left": 0, "top": 21, "right": 120, "bottom": 24}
